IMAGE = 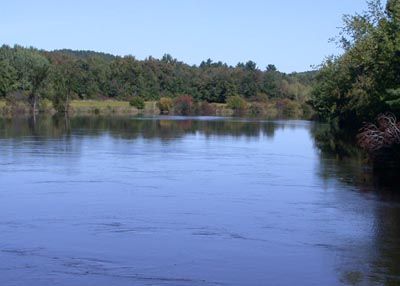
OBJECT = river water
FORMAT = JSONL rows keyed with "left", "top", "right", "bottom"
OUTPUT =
{"left": 0, "top": 116, "right": 399, "bottom": 286}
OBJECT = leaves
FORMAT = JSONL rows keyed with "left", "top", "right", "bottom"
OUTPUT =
{"left": 0, "top": 45, "right": 316, "bottom": 113}
{"left": 312, "top": 0, "right": 400, "bottom": 126}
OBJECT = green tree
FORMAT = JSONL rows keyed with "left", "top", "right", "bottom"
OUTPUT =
{"left": 227, "top": 95, "right": 248, "bottom": 115}
{"left": 0, "top": 59, "right": 17, "bottom": 97}
{"left": 12, "top": 47, "right": 50, "bottom": 113}
{"left": 129, "top": 97, "right": 145, "bottom": 109}
{"left": 50, "top": 57, "right": 76, "bottom": 114}
{"left": 312, "top": 0, "right": 400, "bottom": 126}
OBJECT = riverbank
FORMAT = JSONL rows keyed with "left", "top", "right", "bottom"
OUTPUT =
{"left": 0, "top": 99, "right": 231, "bottom": 117}
{"left": 0, "top": 99, "right": 313, "bottom": 119}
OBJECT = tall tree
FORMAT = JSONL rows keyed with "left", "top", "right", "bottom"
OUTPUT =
{"left": 12, "top": 47, "right": 49, "bottom": 112}
{"left": 312, "top": 0, "right": 400, "bottom": 126}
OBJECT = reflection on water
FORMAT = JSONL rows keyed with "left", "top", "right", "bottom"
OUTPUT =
{"left": 0, "top": 116, "right": 399, "bottom": 286}
{"left": 0, "top": 116, "right": 282, "bottom": 140}
{"left": 311, "top": 123, "right": 400, "bottom": 286}
{"left": 312, "top": 123, "right": 400, "bottom": 197}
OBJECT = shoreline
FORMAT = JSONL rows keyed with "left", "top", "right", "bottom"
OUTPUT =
{"left": 0, "top": 99, "right": 313, "bottom": 120}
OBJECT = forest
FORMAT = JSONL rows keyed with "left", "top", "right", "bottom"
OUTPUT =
{"left": 0, "top": 45, "right": 315, "bottom": 117}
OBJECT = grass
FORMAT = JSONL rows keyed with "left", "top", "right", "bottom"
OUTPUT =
{"left": 70, "top": 100, "right": 130, "bottom": 108}
{"left": 69, "top": 99, "right": 160, "bottom": 116}
{"left": 0, "top": 99, "right": 159, "bottom": 116}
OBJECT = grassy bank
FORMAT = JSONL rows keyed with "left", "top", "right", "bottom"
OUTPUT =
{"left": 0, "top": 98, "right": 313, "bottom": 119}
{"left": 70, "top": 100, "right": 158, "bottom": 116}
{"left": 0, "top": 99, "right": 159, "bottom": 117}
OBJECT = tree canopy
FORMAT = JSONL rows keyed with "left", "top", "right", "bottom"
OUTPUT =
{"left": 312, "top": 0, "right": 400, "bottom": 127}
{"left": 0, "top": 45, "right": 315, "bottom": 112}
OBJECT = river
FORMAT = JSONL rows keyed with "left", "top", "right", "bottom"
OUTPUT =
{"left": 0, "top": 116, "right": 399, "bottom": 286}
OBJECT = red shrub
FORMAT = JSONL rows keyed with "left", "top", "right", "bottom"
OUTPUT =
{"left": 174, "top": 95, "right": 194, "bottom": 115}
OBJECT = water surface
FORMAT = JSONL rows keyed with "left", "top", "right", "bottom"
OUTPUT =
{"left": 0, "top": 116, "right": 399, "bottom": 286}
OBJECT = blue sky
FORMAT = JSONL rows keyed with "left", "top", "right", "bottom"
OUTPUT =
{"left": 1, "top": 0, "right": 371, "bottom": 72}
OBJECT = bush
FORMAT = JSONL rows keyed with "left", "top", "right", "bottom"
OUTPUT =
{"left": 157, "top": 97, "right": 174, "bottom": 114}
{"left": 51, "top": 92, "right": 70, "bottom": 114}
{"left": 196, "top": 101, "right": 216, "bottom": 116}
{"left": 39, "top": 99, "right": 54, "bottom": 113}
{"left": 1, "top": 92, "right": 30, "bottom": 116}
{"left": 174, "top": 95, "right": 194, "bottom": 115}
{"left": 249, "top": 102, "right": 266, "bottom": 117}
{"left": 275, "top": 99, "right": 302, "bottom": 118}
{"left": 227, "top": 95, "right": 247, "bottom": 115}
{"left": 250, "top": 92, "right": 269, "bottom": 103}
{"left": 129, "top": 97, "right": 145, "bottom": 109}
{"left": 301, "top": 103, "right": 314, "bottom": 119}
{"left": 264, "top": 103, "right": 278, "bottom": 118}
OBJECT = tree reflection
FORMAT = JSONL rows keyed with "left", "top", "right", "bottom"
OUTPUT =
{"left": 311, "top": 123, "right": 400, "bottom": 195}
{"left": 0, "top": 116, "right": 286, "bottom": 141}
{"left": 311, "top": 123, "right": 400, "bottom": 286}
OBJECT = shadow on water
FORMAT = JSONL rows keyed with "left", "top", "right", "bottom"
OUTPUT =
{"left": 311, "top": 123, "right": 400, "bottom": 197}
{"left": 311, "top": 123, "right": 400, "bottom": 286}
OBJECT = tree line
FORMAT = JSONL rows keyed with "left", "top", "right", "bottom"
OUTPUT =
{"left": 0, "top": 45, "right": 315, "bottom": 114}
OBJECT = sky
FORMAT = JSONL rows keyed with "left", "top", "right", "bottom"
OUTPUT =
{"left": 1, "top": 0, "right": 372, "bottom": 73}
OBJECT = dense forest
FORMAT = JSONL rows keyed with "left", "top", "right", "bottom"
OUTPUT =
{"left": 311, "top": 0, "right": 400, "bottom": 160}
{"left": 0, "top": 44, "right": 315, "bottom": 116}
{"left": 312, "top": 0, "right": 400, "bottom": 127}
